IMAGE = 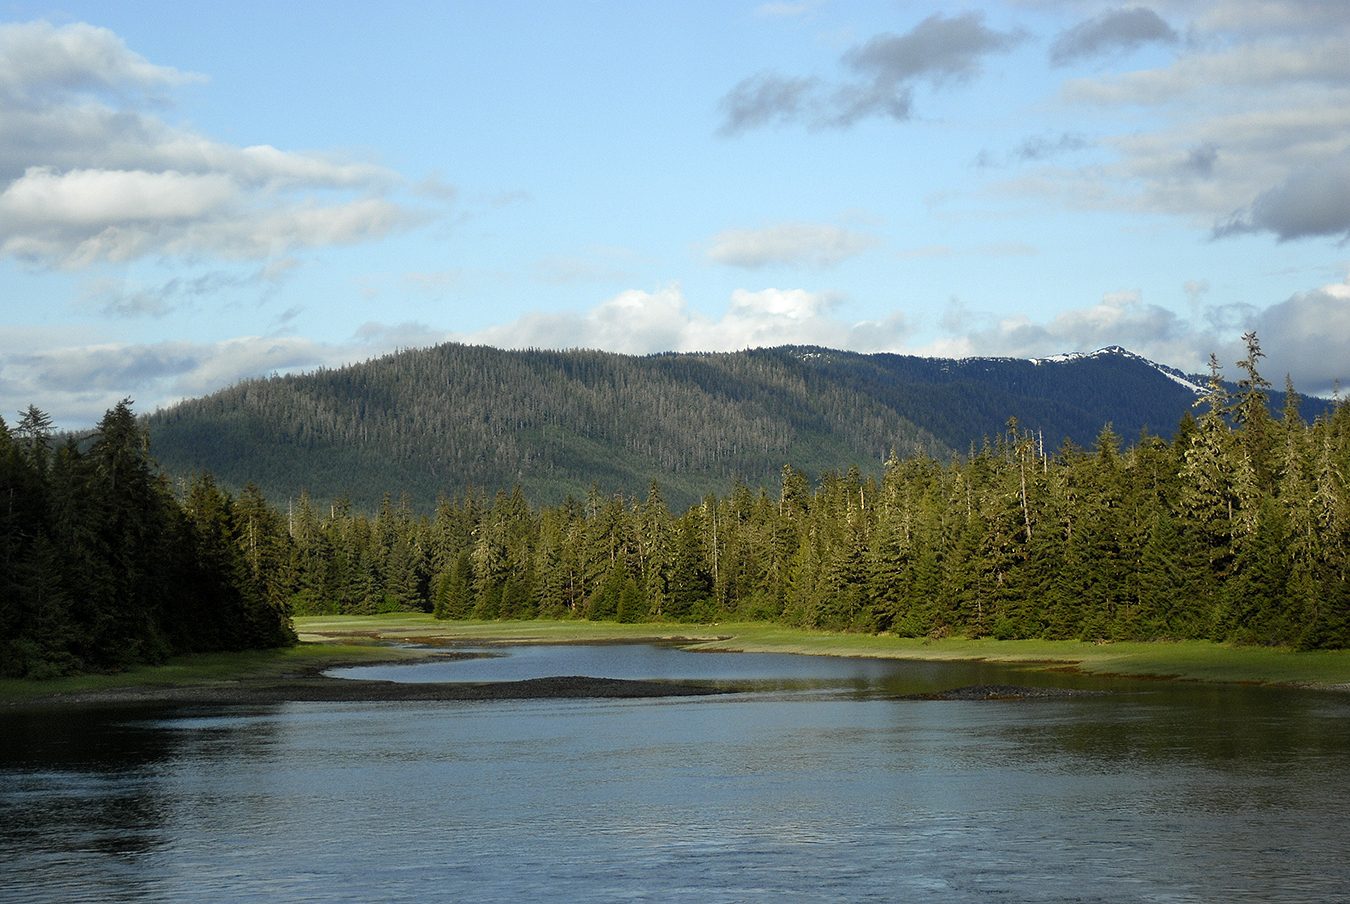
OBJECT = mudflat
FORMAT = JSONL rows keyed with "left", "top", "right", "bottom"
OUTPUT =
{"left": 3, "top": 669, "right": 731, "bottom": 709}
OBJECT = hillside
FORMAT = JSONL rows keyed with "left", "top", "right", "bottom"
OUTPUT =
{"left": 140, "top": 343, "right": 1322, "bottom": 513}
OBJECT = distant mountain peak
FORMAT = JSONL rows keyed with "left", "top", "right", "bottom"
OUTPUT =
{"left": 1031, "top": 346, "right": 1205, "bottom": 395}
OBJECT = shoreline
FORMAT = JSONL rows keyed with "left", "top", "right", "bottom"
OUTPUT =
{"left": 296, "top": 615, "right": 1350, "bottom": 690}
{"left": 6, "top": 615, "right": 1350, "bottom": 706}
{"left": 6, "top": 670, "right": 731, "bottom": 709}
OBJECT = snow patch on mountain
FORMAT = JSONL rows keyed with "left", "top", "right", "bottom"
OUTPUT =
{"left": 1031, "top": 346, "right": 1206, "bottom": 395}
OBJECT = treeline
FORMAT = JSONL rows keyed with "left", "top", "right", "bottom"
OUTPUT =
{"left": 1, "top": 401, "right": 296, "bottom": 679}
{"left": 241, "top": 337, "right": 1347, "bottom": 649}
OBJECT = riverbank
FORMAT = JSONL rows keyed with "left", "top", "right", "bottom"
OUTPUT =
{"left": 295, "top": 614, "right": 1350, "bottom": 689}
{"left": 5, "top": 614, "right": 1350, "bottom": 705}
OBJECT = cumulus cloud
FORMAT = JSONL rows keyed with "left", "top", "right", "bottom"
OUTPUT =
{"left": 908, "top": 277, "right": 1350, "bottom": 399}
{"left": 718, "top": 12, "right": 1022, "bottom": 134}
{"left": 460, "top": 278, "right": 1348, "bottom": 399}
{"left": 0, "top": 20, "right": 199, "bottom": 106}
{"left": 915, "top": 289, "right": 1203, "bottom": 362}
{"left": 1251, "top": 278, "right": 1350, "bottom": 395}
{"left": 0, "top": 20, "right": 433, "bottom": 268}
{"left": 15, "top": 274, "right": 1348, "bottom": 430}
{"left": 463, "top": 285, "right": 701, "bottom": 355}
{"left": 1050, "top": 7, "right": 1178, "bottom": 66}
{"left": 706, "top": 222, "right": 880, "bottom": 268}
{"left": 459, "top": 284, "right": 908, "bottom": 356}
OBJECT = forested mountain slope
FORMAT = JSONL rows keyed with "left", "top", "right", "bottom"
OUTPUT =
{"left": 141, "top": 343, "right": 1327, "bottom": 513}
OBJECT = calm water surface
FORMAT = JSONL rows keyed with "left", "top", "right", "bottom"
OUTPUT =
{"left": 4, "top": 644, "right": 1349, "bottom": 903}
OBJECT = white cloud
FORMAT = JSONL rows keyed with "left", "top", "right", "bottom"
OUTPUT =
{"left": 706, "top": 221, "right": 880, "bottom": 268}
{"left": 0, "top": 20, "right": 433, "bottom": 268}
{"left": 0, "top": 167, "right": 236, "bottom": 224}
{"left": 446, "top": 278, "right": 1347, "bottom": 400}
{"left": 910, "top": 285, "right": 1203, "bottom": 366}
{"left": 461, "top": 284, "right": 910, "bottom": 356}
{"left": 1061, "top": 36, "right": 1350, "bottom": 107}
{"left": 15, "top": 274, "right": 1348, "bottom": 431}
{"left": 464, "top": 285, "right": 703, "bottom": 355}
{"left": 909, "top": 276, "right": 1350, "bottom": 397}
{"left": 0, "top": 323, "right": 455, "bottom": 430}
{"left": 914, "top": 287, "right": 1205, "bottom": 363}
{"left": 0, "top": 20, "right": 198, "bottom": 103}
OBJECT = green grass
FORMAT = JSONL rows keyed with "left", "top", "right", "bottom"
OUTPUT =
{"left": 6, "top": 616, "right": 1350, "bottom": 703}
{"left": 0, "top": 641, "right": 412, "bottom": 703}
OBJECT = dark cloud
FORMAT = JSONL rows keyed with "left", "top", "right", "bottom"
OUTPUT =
{"left": 718, "top": 12, "right": 1022, "bottom": 134}
{"left": 717, "top": 73, "right": 819, "bottom": 135}
{"left": 822, "top": 80, "right": 914, "bottom": 128}
{"left": 1050, "top": 7, "right": 1178, "bottom": 66}
{"left": 1015, "top": 132, "right": 1090, "bottom": 162}
{"left": 1181, "top": 143, "right": 1219, "bottom": 177}
{"left": 845, "top": 13, "right": 1023, "bottom": 86}
{"left": 19, "top": 342, "right": 203, "bottom": 391}
{"left": 975, "top": 133, "right": 1089, "bottom": 169}
{"left": 1215, "top": 154, "right": 1350, "bottom": 241}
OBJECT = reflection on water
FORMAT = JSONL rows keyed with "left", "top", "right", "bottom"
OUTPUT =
{"left": 4, "top": 645, "right": 1349, "bottom": 903}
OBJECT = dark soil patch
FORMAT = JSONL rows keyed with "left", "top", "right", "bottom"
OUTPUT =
{"left": 9, "top": 675, "right": 733, "bottom": 709}
{"left": 900, "top": 684, "right": 1110, "bottom": 700}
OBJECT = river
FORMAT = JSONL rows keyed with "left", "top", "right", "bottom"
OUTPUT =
{"left": 3, "top": 644, "right": 1348, "bottom": 903}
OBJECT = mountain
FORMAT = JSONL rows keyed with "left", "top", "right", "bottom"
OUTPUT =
{"left": 140, "top": 343, "right": 1328, "bottom": 514}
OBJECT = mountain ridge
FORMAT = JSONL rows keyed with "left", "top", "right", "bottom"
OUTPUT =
{"left": 140, "top": 342, "right": 1328, "bottom": 514}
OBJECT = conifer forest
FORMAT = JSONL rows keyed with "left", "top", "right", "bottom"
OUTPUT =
{"left": 4, "top": 335, "right": 1349, "bottom": 678}
{"left": 1, "top": 402, "right": 296, "bottom": 678}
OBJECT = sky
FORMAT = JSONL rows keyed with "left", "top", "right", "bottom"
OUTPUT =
{"left": 3, "top": 0, "right": 1350, "bottom": 430}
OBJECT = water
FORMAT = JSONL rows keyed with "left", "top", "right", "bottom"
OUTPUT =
{"left": 4, "top": 644, "right": 1349, "bottom": 903}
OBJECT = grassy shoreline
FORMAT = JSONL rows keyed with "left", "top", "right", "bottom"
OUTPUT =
{"left": 5, "top": 615, "right": 1350, "bottom": 703}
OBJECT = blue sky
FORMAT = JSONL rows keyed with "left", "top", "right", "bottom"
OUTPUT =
{"left": 3, "top": 1, "right": 1349, "bottom": 430}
